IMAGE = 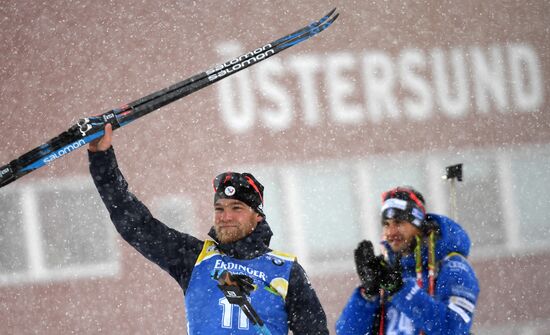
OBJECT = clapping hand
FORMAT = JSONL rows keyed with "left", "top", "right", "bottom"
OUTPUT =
{"left": 354, "top": 240, "right": 384, "bottom": 297}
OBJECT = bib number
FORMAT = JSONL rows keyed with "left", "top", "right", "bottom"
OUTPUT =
{"left": 219, "top": 297, "right": 250, "bottom": 330}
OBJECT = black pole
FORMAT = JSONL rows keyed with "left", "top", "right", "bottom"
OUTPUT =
{"left": 442, "top": 163, "right": 463, "bottom": 220}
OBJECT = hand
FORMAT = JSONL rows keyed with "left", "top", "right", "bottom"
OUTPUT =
{"left": 88, "top": 123, "right": 113, "bottom": 152}
{"left": 231, "top": 273, "right": 256, "bottom": 295}
{"left": 354, "top": 240, "right": 384, "bottom": 297}
{"left": 212, "top": 270, "right": 256, "bottom": 296}
{"left": 379, "top": 257, "right": 403, "bottom": 296}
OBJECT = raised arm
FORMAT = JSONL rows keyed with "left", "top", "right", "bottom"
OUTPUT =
{"left": 88, "top": 124, "right": 203, "bottom": 291}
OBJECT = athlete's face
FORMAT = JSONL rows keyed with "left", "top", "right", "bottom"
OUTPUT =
{"left": 382, "top": 218, "right": 421, "bottom": 254}
{"left": 214, "top": 199, "right": 263, "bottom": 244}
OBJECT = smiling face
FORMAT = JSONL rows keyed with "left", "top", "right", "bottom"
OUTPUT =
{"left": 214, "top": 198, "right": 263, "bottom": 244}
{"left": 382, "top": 218, "right": 421, "bottom": 254}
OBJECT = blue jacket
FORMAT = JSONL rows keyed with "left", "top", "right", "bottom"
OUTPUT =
{"left": 336, "top": 214, "right": 479, "bottom": 335}
{"left": 88, "top": 147, "right": 328, "bottom": 334}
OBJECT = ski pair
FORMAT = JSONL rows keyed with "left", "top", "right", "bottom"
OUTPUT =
{"left": 0, "top": 8, "right": 338, "bottom": 189}
{"left": 213, "top": 270, "right": 272, "bottom": 335}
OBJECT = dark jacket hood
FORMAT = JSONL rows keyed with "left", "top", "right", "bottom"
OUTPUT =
{"left": 207, "top": 219, "right": 273, "bottom": 259}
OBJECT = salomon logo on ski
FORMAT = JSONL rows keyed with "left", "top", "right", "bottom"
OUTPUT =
{"left": 206, "top": 45, "right": 275, "bottom": 81}
{"left": 43, "top": 139, "right": 87, "bottom": 163}
{"left": 0, "top": 8, "right": 338, "bottom": 189}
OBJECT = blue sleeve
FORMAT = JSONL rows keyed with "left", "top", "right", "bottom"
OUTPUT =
{"left": 336, "top": 287, "right": 380, "bottom": 335}
{"left": 88, "top": 147, "right": 203, "bottom": 292}
{"left": 390, "top": 256, "right": 479, "bottom": 335}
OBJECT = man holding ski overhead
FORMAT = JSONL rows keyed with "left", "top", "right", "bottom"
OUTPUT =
{"left": 88, "top": 124, "right": 328, "bottom": 334}
{"left": 336, "top": 186, "right": 479, "bottom": 334}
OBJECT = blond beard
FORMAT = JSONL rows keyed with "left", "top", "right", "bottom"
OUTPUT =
{"left": 215, "top": 225, "right": 255, "bottom": 244}
{"left": 216, "top": 227, "right": 240, "bottom": 244}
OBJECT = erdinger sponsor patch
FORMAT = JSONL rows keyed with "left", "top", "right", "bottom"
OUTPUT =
{"left": 213, "top": 259, "right": 267, "bottom": 282}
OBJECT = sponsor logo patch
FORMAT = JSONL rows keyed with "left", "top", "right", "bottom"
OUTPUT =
{"left": 224, "top": 186, "right": 236, "bottom": 196}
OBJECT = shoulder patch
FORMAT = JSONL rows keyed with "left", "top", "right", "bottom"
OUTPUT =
{"left": 445, "top": 259, "right": 471, "bottom": 273}
{"left": 195, "top": 240, "right": 220, "bottom": 265}
{"left": 265, "top": 277, "right": 290, "bottom": 300}
{"left": 268, "top": 250, "right": 297, "bottom": 262}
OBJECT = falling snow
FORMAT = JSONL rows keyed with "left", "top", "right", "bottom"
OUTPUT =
{"left": 1, "top": 1, "right": 549, "bottom": 334}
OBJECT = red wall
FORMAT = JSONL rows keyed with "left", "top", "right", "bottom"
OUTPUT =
{"left": 1, "top": 1, "right": 549, "bottom": 333}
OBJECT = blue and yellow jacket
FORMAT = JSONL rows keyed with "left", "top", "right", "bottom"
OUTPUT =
{"left": 186, "top": 240, "right": 296, "bottom": 334}
{"left": 336, "top": 214, "right": 479, "bottom": 335}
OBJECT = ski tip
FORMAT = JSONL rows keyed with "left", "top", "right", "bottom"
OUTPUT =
{"left": 326, "top": 7, "right": 337, "bottom": 18}
{"left": 322, "top": 8, "right": 339, "bottom": 28}
{"left": 318, "top": 11, "right": 339, "bottom": 32}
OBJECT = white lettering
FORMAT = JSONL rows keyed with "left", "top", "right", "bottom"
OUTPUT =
{"left": 326, "top": 52, "right": 364, "bottom": 124}
{"left": 471, "top": 45, "right": 508, "bottom": 113}
{"left": 0, "top": 167, "right": 10, "bottom": 177}
{"left": 406, "top": 284, "right": 420, "bottom": 300}
{"left": 255, "top": 53, "right": 265, "bottom": 61}
{"left": 43, "top": 139, "right": 86, "bottom": 163}
{"left": 213, "top": 261, "right": 268, "bottom": 282}
{"left": 207, "top": 46, "right": 274, "bottom": 81}
{"left": 288, "top": 55, "right": 322, "bottom": 126}
{"left": 432, "top": 47, "right": 469, "bottom": 118}
{"left": 508, "top": 43, "right": 544, "bottom": 112}
{"left": 399, "top": 48, "right": 433, "bottom": 120}
{"left": 217, "top": 42, "right": 256, "bottom": 133}
{"left": 213, "top": 42, "right": 544, "bottom": 134}
{"left": 207, "top": 44, "right": 272, "bottom": 75}
{"left": 256, "top": 59, "right": 293, "bottom": 131}
{"left": 363, "top": 51, "right": 399, "bottom": 122}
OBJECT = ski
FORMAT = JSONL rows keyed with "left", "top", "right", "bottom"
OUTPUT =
{"left": 0, "top": 9, "right": 338, "bottom": 189}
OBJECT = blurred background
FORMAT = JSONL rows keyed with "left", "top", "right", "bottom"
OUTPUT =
{"left": 1, "top": 1, "right": 549, "bottom": 333}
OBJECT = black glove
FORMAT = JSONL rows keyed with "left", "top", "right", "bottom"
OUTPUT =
{"left": 231, "top": 273, "right": 256, "bottom": 295}
{"left": 212, "top": 269, "right": 256, "bottom": 295}
{"left": 379, "top": 256, "right": 403, "bottom": 296}
{"left": 354, "top": 240, "right": 384, "bottom": 297}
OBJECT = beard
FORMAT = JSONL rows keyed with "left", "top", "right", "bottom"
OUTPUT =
{"left": 215, "top": 226, "right": 245, "bottom": 244}
{"left": 388, "top": 236, "right": 418, "bottom": 255}
{"left": 213, "top": 206, "right": 261, "bottom": 244}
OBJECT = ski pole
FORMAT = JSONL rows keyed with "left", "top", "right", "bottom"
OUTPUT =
{"left": 213, "top": 270, "right": 272, "bottom": 335}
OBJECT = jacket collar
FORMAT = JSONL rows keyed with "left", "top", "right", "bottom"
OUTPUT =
{"left": 207, "top": 219, "right": 273, "bottom": 259}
